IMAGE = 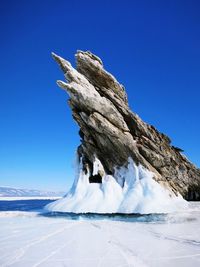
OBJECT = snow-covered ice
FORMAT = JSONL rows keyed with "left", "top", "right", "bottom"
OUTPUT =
{"left": 1, "top": 202, "right": 200, "bottom": 267}
{"left": 46, "top": 157, "right": 188, "bottom": 214}
{"left": 0, "top": 157, "right": 195, "bottom": 267}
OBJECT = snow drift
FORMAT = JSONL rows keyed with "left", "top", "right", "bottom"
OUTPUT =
{"left": 46, "top": 157, "right": 187, "bottom": 214}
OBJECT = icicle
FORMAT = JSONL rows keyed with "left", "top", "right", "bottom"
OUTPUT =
{"left": 46, "top": 157, "right": 188, "bottom": 214}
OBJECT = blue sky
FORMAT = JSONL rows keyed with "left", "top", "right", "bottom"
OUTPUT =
{"left": 0, "top": 0, "right": 200, "bottom": 191}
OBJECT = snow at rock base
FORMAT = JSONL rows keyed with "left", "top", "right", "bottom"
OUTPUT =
{"left": 46, "top": 157, "right": 188, "bottom": 214}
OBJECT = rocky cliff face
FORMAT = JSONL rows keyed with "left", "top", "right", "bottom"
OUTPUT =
{"left": 52, "top": 50, "right": 200, "bottom": 201}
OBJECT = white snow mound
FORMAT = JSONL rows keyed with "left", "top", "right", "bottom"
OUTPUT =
{"left": 46, "top": 157, "right": 188, "bottom": 214}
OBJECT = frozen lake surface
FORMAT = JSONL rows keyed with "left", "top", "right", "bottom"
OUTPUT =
{"left": 0, "top": 200, "right": 200, "bottom": 267}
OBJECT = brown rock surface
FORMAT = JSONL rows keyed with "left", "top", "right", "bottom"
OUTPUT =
{"left": 52, "top": 50, "right": 200, "bottom": 200}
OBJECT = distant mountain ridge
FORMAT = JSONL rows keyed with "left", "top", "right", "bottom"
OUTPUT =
{"left": 0, "top": 186, "right": 65, "bottom": 197}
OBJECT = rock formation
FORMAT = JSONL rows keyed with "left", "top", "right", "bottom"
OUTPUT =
{"left": 52, "top": 50, "right": 200, "bottom": 201}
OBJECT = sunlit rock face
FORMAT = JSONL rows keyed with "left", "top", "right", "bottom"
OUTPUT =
{"left": 52, "top": 50, "right": 200, "bottom": 204}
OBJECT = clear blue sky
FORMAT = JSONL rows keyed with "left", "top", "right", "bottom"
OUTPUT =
{"left": 0, "top": 0, "right": 200, "bottom": 191}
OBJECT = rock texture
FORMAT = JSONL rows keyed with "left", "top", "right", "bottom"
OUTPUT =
{"left": 52, "top": 50, "right": 200, "bottom": 200}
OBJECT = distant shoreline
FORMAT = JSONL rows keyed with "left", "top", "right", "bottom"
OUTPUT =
{"left": 0, "top": 196, "right": 62, "bottom": 201}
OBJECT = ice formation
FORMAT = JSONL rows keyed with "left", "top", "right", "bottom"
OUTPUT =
{"left": 46, "top": 157, "right": 188, "bottom": 214}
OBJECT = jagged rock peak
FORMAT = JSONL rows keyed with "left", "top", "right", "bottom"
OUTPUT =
{"left": 52, "top": 50, "right": 200, "bottom": 201}
{"left": 76, "top": 50, "right": 103, "bottom": 66}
